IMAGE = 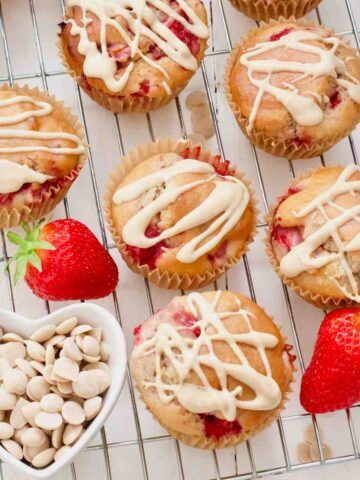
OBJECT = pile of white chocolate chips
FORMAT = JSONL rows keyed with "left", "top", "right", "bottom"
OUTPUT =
{"left": 0, "top": 317, "right": 111, "bottom": 468}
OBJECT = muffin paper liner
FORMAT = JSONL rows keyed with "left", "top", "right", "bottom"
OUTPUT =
{"left": 0, "top": 84, "right": 87, "bottom": 229}
{"left": 103, "top": 137, "right": 258, "bottom": 290}
{"left": 224, "top": 17, "right": 360, "bottom": 160}
{"left": 228, "top": 0, "right": 322, "bottom": 22}
{"left": 58, "top": 26, "right": 207, "bottom": 114}
{"left": 131, "top": 307, "right": 296, "bottom": 450}
{"left": 264, "top": 165, "right": 358, "bottom": 309}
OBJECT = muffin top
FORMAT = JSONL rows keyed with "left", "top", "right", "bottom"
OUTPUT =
{"left": 271, "top": 165, "right": 360, "bottom": 303}
{"left": 110, "top": 146, "right": 254, "bottom": 276}
{"left": 131, "top": 291, "right": 294, "bottom": 440}
{"left": 0, "top": 87, "right": 85, "bottom": 196}
{"left": 61, "top": 0, "right": 209, "bottom": 97}
{"left": 229, "top": 20, "right": 360, "bottom": 143}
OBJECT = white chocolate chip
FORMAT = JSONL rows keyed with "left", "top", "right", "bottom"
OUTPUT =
{"left": 2, "top": 333, "right": 25, "bottom": 344}
{"left": 56, "top": 382, "right": 73, "bottom": 395}
{"left": 30, "top": 325, "right": 56, "bottom": 343}
{"left": 88, "top": 328, "right": 102, "bottom": 343}
{"left": 61, "top": 401, "right": 85, "bottom": 425}
{"left": 10, "top": 399, "right": 29, "bottom": 429}
{"left": 82, "top": 336, "right": 100, "bottom": 357}
{"left": 63, "top": 424, "right": 83, "bottom": 446}
{"left": 51, "top": 424, "right": 64, "bottom": 449}
{"left": 0, "top": 422, "right": 14, "bottom": 440}
{"left": 45, "top": 345, "right": 55, "bottom": 366}
{"left": 15, "top": 358, "right": 36, "bottom": 378}
{"left": 26, "top": 376, "right": 50, "bottom": 402}
{"left": 1, "top": 439, "right": 23, "bottom": 460}
{"left": 13, "top": 427, "right": 29, "bottom": 445}
{"left": 82, "top": 354, "right": 101, "bottom": 363}
{"left": 100, "top": 342, "right": 110, "bottom": 362}
{"left": 21, "top": 402, "right": 42, "bottom": 427}
{"left": 32, "top": 447, "right": 56, "bottom": 468}
{"left": 54, "top": 445, "right": 71, "bottom": 462}
{"left": 75, "top": 335, "right": 84, "bottom": 350}
{"left": 3, "top": 369, "right": 28, "bottom": 395}
{"left": 0, "top": 342, "right": 26, "bottom": 367}
{"left": 0, "top": 387, "right": 17, "bottom": 410}
{"left": 72, "top": 370, "right": 110, "bottom": 399}
{"left": 44, "top": 335, "right": 65, "bottom": 348}
{"left": 63, "top": 337, "right": 82, "bottom": 362}
{"left": 29, "top": 361, "right": 45, "bottom": 375}
{"left": 83, "top": 362, "right": 110, "bottom": 374}
{"left": 21, "top": 427, "right": 47, "bottom": 447}
{"left": 35, "top": 412, "right": 63, "bottom": 431}
{"left": 84, "top": 396, "right": 102, "bottom": 421}
{"left": 43, "top": 365, "right": 56, "bottom": 386}
{"left": 53, "top": 357, "right": 79, "bottom": 382}
{"left": 26, "top": 341, "right": 46, "bottom": 363}
{"left": 55, "top": 317, "right": 78, "bottom": 336}
{"left": 40, "top": 394, "right": 64, "bottom": 413}
{"left": 0, "top": 359, "right": 10, "bottom": 382}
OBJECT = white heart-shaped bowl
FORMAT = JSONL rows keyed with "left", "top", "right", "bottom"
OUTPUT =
{"left": 0, "top": 303, "right": 127, "bottom": 478}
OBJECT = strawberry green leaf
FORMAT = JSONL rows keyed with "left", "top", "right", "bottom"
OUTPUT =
{"left": 31, "top": 241, "right": 56, "bottom": 251}
{"left": 7, "top": 231, "right": 26, "bottom": 246}
{"left": 14, "top": 256, "right": 28, "bottom": 285}
{"left": 28, "top": 253, "right": 42, "bottom": 272}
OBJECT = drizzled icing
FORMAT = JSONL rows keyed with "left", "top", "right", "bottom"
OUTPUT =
{"left": 0, "top": 94, "right": 85, "bottom": 155}
{"left": 112, "top": 159, "right": 250, "bottom": 264}
{"left": 0, "top": 159, "right": 54, "bottom": 194}
{"left": 133, "top": 292, "right": 282, "bottom": 420}
{"left": 239, "top": 30, "right": 360, "bottom": 134}
{"left": 65, "top": 0, "right": 209, "bottom": 93}
{"left": 280, "top": 165, "right": 360, "bottom": 302}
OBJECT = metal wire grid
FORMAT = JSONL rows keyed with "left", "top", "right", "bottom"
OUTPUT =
{"left": 0, "top": 0, "right": 359, "bottom": 479}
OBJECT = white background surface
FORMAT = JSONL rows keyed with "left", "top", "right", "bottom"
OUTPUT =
{"left": 0, "top": 0, "right": 360, "bottom": 479}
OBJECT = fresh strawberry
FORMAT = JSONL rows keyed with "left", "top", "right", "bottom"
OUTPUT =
{"left": 300, "top": 308, "right": 360, "bottom": 414}
{"left": 6, "top": 218, "right": 118, "bottom": 301}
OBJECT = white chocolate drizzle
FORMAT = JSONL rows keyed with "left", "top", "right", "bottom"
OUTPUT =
{"left": 133, "top": 291, "right": 282, "bottom": 420}
{"left": 0, "top": 94, "right": 85, "bottom": 155}
{"left": 280, "top": 165, "right": 360, "bottom": 301}
{"left": 239, "top": 30, "right": 360, "bottom": 134}
{"left": 65, "top": 0, "right": 209, "bottom": 93}
{"left": 0, "top": 159, "right": 54, "bottom": 194}
{"left": 112, "top": 159, "right": 250, "bottom": 264}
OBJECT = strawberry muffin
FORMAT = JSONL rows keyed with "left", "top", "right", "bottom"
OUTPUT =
{"left": 228, "top": 0, "right": 322, "bottom": 22}
{"left": 225, "top": 19, "right": 360, "bottom": 159}
{"left": 131, "top": 290, "right": 295, "bottom": 448}
{"left": 59, "top": 0, "right": 209, "bottom": 113}
{"left": 104, "top": 138, "right": 257, "bottom": 290}
{"left": 0, "top": 84, "right": 86, "bottom": 228}
{"left": 266, "top": 165, "right": 360, "bottom": 308}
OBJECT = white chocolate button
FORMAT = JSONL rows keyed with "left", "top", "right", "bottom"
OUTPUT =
{"left": 72, "top": 372, "right": 99, "bottom": 399}
{"left": 14, "top": 427, "right": 29, "bottom": 445}
{"left": 21, "top": 402, "right": 42, "bottom": 427}
{"left": 43, "top": 365, "right": 56, "bottom": 386}
{"left": 54, "top": 445, "right": 71, "bottom": 462}
{"left": 53, "top": 357, "right": 79, "bottom": 382}
{"left": 26, "top": 376, "right": 50, "bottom": 401}
{"left": 89, "top": 328, "right": 102, "bottom": 343}
{"left": 45, "top": 345, "right": 55, "bottom": 366}
{"left": 2, "top": 333, "right": 25, "bottom": 343}
{"left": 40, "top": 394, "right": 64, "bottom": 413}
{"left": 61, "top": 401, "right": 85, "bottom": 425}
{"left": 57, "top": 381, "right": 73, "bottom": 395}
{"left": 30, "top": 325, "right": 56, "bottom": 343}
{"left": 21, "top": 427, "right": 47, "bottom": 447}
{"left": 15, "top": 358, "right": 36, "bottom": 378}
{"left": 10, "top": 398, "right": 28, "bottom": 429}
{"left": 63, "top": 424, "right": 83, "bottom": 446}
{"left": 84, "top": 396, "right": 102, "bottom": 421}
{"left": 82, "top": 336, "right": 100, "bottom": 357}
{"left": 26, "top": 340, "right": 46, "bottom": 362}
{"left": 0, "top": 422, "right": 14, "bottom": 440}
{"left": 83, "top": 362, "right": 110, "bottom": 374}
{"left": 100, "top": 342, "right": 110, "bottom": 362}
{"left": 51, "top": 424, "right": 64, "bottom": 449}
{"left": 44, "top": 335, "right": 65, "bottom": 348}
{"left": 3, "top": 369, "right": 28, "bottom": 395}
{"left": 71, "top": 325, "right": 92, "bottom": 337}
{"left": 0, "top": 387, "right": 16, "bottom": 410}
{"left": 0, "top": 342, "right": 26, "bottom": 367}
{"left": 29, "top": 361, "right": 45, "bottom": 375}
{"left": 82, "top": 354, "right": 101, "bottom": 363}
{"left": 35, "top": 411, "right": 63, "bottom": 431}
{"left": 2, "top": 439, "right": 23, "bottom": 460}
{"left": 56, "top": 317, "right": 78, "bottom": 335}
{"left": 62, "top": 337, "right": 82, "bottom": 362}
{"left": 32, "top": 447, "right": 56, "bottom": 468}
{"left": 0, "top": 358, "right": 10, "bottom": 381}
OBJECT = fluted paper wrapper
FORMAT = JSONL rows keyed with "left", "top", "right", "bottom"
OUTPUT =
{"left": 104, "top": 137, "right": 258, "bottom": 290}
{"left": 131, "top": 315, "right": 295, "bottom": 449}
{"left": 228, "top": 0, "right": 322, "bottom": 22}
{"left": 224, "top": 17, "right": 358, "bottom": 160}
{"left": 58, "top": 34, "right": 207, "bottom": 114}
{"left": 264, "top": 166, "right": 357, "bottom": 309}
{"left": 0, "top": 84, "right": 87, "bottom": 229}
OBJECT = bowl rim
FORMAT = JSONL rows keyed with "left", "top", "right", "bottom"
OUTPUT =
{"left": 0, "top": 302, "right": 127, "bottom": 479}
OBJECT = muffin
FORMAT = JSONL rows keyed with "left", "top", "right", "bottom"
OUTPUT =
{"left": 266, "top": 165, "right": 360, "bottom": 308}
{"left": 104, "top": 138, "right": 257, "bottom": 290}
{"left": 131, "top": 290, "right": 295, "bottom": 449}
{"left": 228, "top": 0, "right": 322, "bottom": 22}
{"left": 225, "top": 18, "right": 360, "bottom": 160}
{"left": 59, "top": 0, "right": 209, "bottom": 113}
{"left": 0, "top": 84, "right": 86, "bottom": 228}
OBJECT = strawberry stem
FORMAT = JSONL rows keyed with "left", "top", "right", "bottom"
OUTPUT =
{"left": 5, "top": 218, "right": 56, "bottom": 284}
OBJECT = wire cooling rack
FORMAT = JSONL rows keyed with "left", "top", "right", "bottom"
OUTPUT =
{"left": 0, "top": 0, "right": 360, "bottom": 479}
